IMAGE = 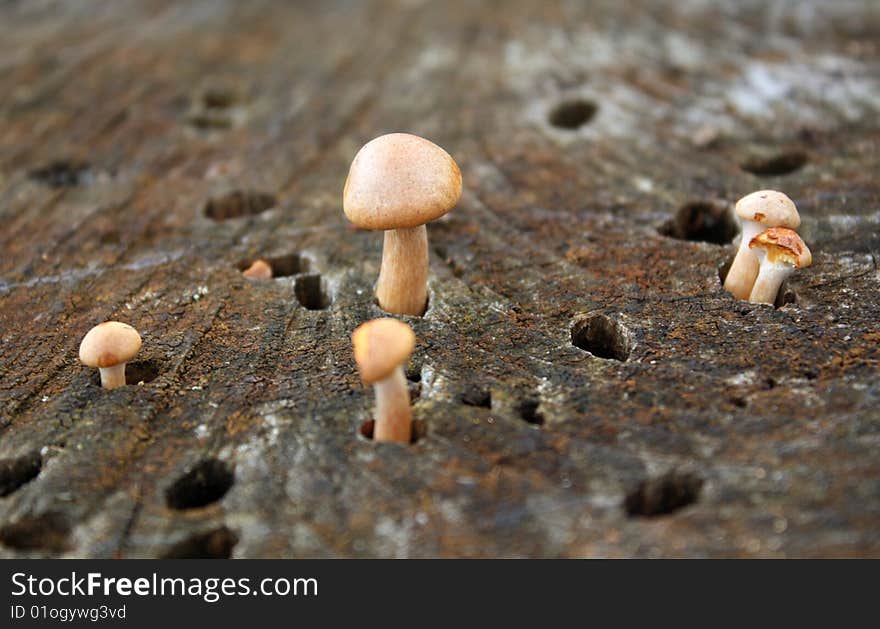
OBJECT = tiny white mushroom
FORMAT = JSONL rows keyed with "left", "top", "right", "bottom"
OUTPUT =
{"left": 352, "top": 318, "right": 416, "bottom": 444}
{"left": 79, "top": 322, "right": 142, "bottom": 389}
{"left": 748, "top": 227, "right": 812, "bottom": 305}
{"left": 724, "top": 190, "right": 800, "bottom": 300}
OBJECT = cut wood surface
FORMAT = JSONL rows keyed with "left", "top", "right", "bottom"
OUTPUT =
{"left": 0, "top": 0, "right": 878, "bottom": 557}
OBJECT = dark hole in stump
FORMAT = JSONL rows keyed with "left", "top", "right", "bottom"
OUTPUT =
{"left": 160, "top": 526, "right": 238, "bottom": 559}
{"left": 405, "top": 367, "right": 421, "bottom": 402}
{"left": 740, "top": 151, "right": 808, "bottom": 177}
{"left": 518, "top": 399, "right": 545, "bottom": 426}
{"left": 294, "top": 274, "right": 331, "bottom": 310}
{"left": 166, "top": 459, "right": 234, "bottom": 510}
{"left": 460, "top": 385, "right": 491, "bottom": 408}
{"left": 0, "top": 452, "right": 42, "bottom": 497}
{"left": 204, "top": 190, "right": 277, "bottom": 220}
{"left": 0, "top": 512, "right": 71, "bottom": 552}
{"left": 89, "top": 359, "right": 160, "bottom": 388}
{"left": 548, "top": 99, "right": 598, "bottom": 130}
{"left": 201, "top": 86, "right": 238, "bottom": 110}
{"left": 28, "top": 160, "right": 90, "bottom": 188}
{"left": 625, "top": 472, "right": 703, "bottom": 517}
{"left": 359, "top": 419, "right": 425, "bottom": 444}
{"left": 571, "top": 314, "right": 632, "bottom": 361}
{"left": 660, "top": 201, "right": 739, "bottom": 245}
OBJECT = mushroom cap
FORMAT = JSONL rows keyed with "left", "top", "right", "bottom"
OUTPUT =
{"left": 749, "top": 227, "right": 812, "bottom": 268}
{"left": 343, "top": 133, "right": 462, "bottom": 230}
{"left": 351, "top": 318, "right": 415, "bottom": 385}
{"left": 735, "top": 190, "right": 800, "bottom": 228}
{"left": 242, "top": 259, "right": 272, "bottom": 280}
{"left": 79, "top": 321, "right": 142, "bottom": 368}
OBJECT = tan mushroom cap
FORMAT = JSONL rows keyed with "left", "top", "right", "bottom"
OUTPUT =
{"left": 343, "top": 133, "right": 462, "bottom": 230}
{"left": 79, "top": 321, "right": 142, "bottom": 368}
{"left": 749, "top": 227, "right": 812, "bottom": 268}
{"left": 735, "top": 190, "right": 800, "bottom": 228}
{"left": 352, "top": 318, "right": 415, "bottom": 385}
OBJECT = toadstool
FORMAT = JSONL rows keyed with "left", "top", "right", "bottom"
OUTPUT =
{"left": 79, "top": 321, "right": 142, "bottom": 389}
{"left": 724, "top": 190, "right": 800, "bottom": 300}
{"left": 352, "top": 318, "right": 416, "bottom": 444}
{"left": 242, "top": 259, "right": 272, "bottom": 280}
{"left": 748, "top": 227, "right": 812, "bottom": 305}
{"left": 343, "top": 133, "right": 462, "bottom": 316}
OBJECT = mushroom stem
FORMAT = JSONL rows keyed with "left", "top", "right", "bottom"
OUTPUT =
{"left": 372, "top": 366, "right": 412, "bottom": 443}
{"left": 749, "top": 260, "right": 793, "bottom": 305}
{"left": 98, "top": 364, "right": 127, "bottom": 389}
{"left": 376, "top": 225, "right": 428, "bottom": 316}
{"left": 724, "top": 221, "right": 763, "bottom": 300}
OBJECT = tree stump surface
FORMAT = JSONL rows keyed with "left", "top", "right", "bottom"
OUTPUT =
{"left": 0, "top": 0, "right": 878, "bottom": 558}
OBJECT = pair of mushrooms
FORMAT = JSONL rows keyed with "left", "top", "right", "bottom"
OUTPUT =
{"left": 345, "top": 133, "right": 461, "bottom": 442}
{"left": 723, "top": 190, "right": 812, "bottom": 305}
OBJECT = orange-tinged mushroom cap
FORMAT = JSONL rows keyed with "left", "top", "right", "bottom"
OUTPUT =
{"left": 343, "top": 133, "right": 462, "bottom": 230}
{"left": 351, "top": 318, "right": 415, "bottom": 385}
{"left": 749, "top": 227, "right": 812, "bottom": 268}
{"left": 79, "top": 321, "right": 142, "bottom": 368}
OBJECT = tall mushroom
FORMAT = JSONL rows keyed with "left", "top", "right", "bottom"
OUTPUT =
{"left": 724, "top": 190, "right": 800, "bottom": 300}
{"left": 79, "top": 321, "right": 142, "bottom": 389}
{"left": 343, "top": 133, "right": 462, "bottom": 316}
{"left": 352, "top": 318, "right": 416, "bottom": 444}
{"left": 748, "top": 227, "right": 812, "bottom": 305}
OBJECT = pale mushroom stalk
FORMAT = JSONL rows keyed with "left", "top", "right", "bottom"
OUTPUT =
{"left": 376, "top": 226, "right": 429, "bottom": 316}
{"left": 724, "top": 220, "right": 765, "bottom": 300}
{"left": 98, "top": 364, "right": 127, "bottom": 390}
{"left": 372, "top": 366, "right": 412, "bottom": 443}
{"left": 724, "top": 190, "right": 800, "bottom": 300}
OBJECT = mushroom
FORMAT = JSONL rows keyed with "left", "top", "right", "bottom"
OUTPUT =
{"left": 748, "top": 227, "right": 812, "bottom": 305}
{"left": 724, "top": 190, "right": 800, "bottom": 300}
{"left": 343, "top": 133, "right": 462, "bottom": 315}
{"left": 242, "top": 259, "right": 272, "bottom": 280}
{"left": 351, "top": 318, "right": 416, "bottom": 443}
{"left": 79, "top": 321, "right": 142, "bottom": 389}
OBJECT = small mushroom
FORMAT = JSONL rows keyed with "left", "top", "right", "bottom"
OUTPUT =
{"left": 242, "top": 259, "right": 272, "bottom": 280}
{"left": 351, "top": 318, "right": 416, "bottom": 444}
{"left": 343, "top": 133, "right": 462, "bottom": 315}
{"left": 79, "top": 322, "right": 142, "bottom": 389}
{"left": 748, "top": 227, "right": 812, "bottom": 305}
{"left": 724, "top": 190, "right": 800, "bottom": 300}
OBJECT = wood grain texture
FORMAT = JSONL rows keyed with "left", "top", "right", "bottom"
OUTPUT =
{"left": 0, "top": 0, "right": 878, "bottom": 557}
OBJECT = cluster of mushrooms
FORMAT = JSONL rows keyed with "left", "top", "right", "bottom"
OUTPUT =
{"left": 78, "top": 133, "right": 812, "bottom": 444}
{"left": 723, "top": 190, "right": 811, "bottom": 305}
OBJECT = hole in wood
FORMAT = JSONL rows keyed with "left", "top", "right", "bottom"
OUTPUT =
{"left": 405, "top": 367, "right": 422, "bottom": 402}
{"left": 359, "top": 419, "right": 425, "bottom": 444}
{"left": 126, "top": 360, "right": 160, "bottom": 386}
{"left": 160, "top": 526, "right": 238, "bottom": 559}
{"left": 28, "top": 160, "right": 90, "bottom": 188}
{"left": 518, "top": 399, "right": 545, "bottom": 426}
{"left": 0, "top": 512, "right": 71, "bottom": 552}
{"left": 294, "top": 274, "right": 331, "bottom": 310}
{"left": 548, "top": 99, "right": 597, "bottom": 130}
{"left": 571, "top": 314, "right": 632, "bottom": 361}
{"left": 0, "top": 452, "right": 42, "bottom": 497}
{"left": 460, "top": 385, "right": 491, "bottom": 408}
{"left": 165, "top": 459, "right": 234, "bottom": 510}
{"left": 740, "top": 151, "right": 807, "bottom": 177}
{"left": 624, "top": 472, "right": 703, "bottom": 517}
{"left": 201, "top": 86, "right": 238, "bottom": 110}
{"left": 659, "top": 201, "right": 739, "bottom": 245}
{"left": 204, "top": 190, "right": 277, "bottom": 221}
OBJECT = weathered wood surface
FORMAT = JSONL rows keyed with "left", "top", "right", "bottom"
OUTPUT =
{"left": 0, "top": 0, "right": 878, "bottom": 558}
